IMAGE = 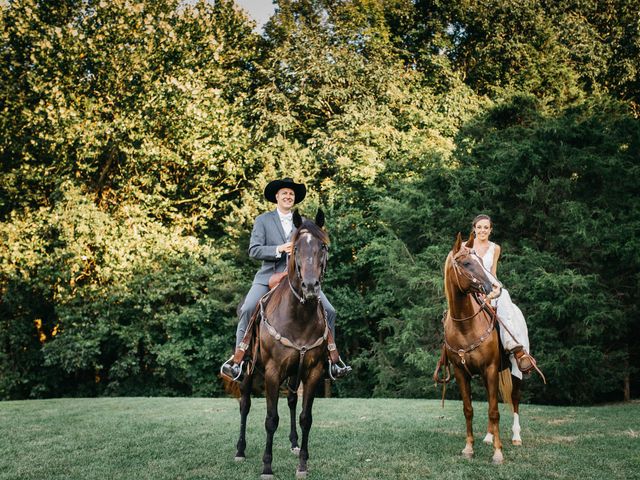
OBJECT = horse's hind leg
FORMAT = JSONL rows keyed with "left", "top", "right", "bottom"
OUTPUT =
{"left": 296, "top": 367, "right": 323, "bottom": 479}
{"left": 235, "top": 374, "right": 252, "bottom": 461}
{"left": 288, "top": 377, "right": 300, "bottom": 455}
{"left": 511, "top": 375, "right": 523, "bottom": 445}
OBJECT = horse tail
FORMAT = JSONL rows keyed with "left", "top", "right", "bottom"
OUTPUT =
{"left": 498, "top": 368, "right": 513, "bottom": 410}
{"left": 220, "top": 374, "right": 242, "bottom": 398}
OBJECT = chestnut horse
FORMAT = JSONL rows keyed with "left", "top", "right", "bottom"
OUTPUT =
{"left": 234, "top": 210, "right": 330, "bottom": 479}
{"left": 436, "top": 233, "right": 525, "bottom": 464}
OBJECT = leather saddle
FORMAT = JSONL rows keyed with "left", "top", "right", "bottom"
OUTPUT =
{"left": 268, "top": 271, "right": 288, "bottom": 290}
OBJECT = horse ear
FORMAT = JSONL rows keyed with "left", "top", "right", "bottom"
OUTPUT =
{"left": 315, "top": 208, "right": 325, "bottom": 228}
{"left": 465, "top": 231, "right": 474, "bottom": 248}
{"left": 453, "top": 232, "right": 462, "bottom": 253}
{"left": 293, "top": 209, "right": 303, "bottom": 228}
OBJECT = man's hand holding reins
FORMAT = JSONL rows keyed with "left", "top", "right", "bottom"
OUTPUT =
{"left": 278, "top": 242, "right": 293, "bottom": 255}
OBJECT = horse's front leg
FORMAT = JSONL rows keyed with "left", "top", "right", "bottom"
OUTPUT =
{"left": 235, "top": 374, "right": 252, "bottom": 461}
{"left": 485, "top": 365, "right": 503, "bottom": 464}
{"left": 453, "top": 365, "right": 474, "bottom": 459}
{"left": 296, "top": 366, "right": 324, "bottom": 478}
{"left": 288, "top": 376, "right": 300, "bottom": 455}
{"left": 262, "top": 366, "right": 280, "bottom": 480}
{"left": 481, "top": 372, "right": 493, "bottom": 445}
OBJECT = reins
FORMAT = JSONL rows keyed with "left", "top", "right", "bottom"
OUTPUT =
{"left": 288, "top": 277, "right": 306, "bottom": 304}
{"left": 448, "top": 305, "right": 488, "bottom": 322}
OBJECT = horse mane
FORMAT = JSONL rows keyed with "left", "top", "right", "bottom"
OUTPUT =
{"left": 443, "top": 251, "right": 453, "bottom": 302}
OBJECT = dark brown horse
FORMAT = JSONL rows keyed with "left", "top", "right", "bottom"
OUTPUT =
{"left": 436, "top": 233, "right": 525, "bottom": 464}
{"left": 234, "top": 209, "right": 330, "bottom": 479}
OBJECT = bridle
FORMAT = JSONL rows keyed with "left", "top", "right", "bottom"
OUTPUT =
{"left": 447, "top": 247, "right": 501, "bottom": 322}
{"left": 264, "top": 228, "right": 330, "bottom": 392}
{"left": 450, "top": 247, "right": 486, "bottom": 295}
{"left": 288, "top": 230, "right": 328, "bottom": 304}
{"left": 442, "top": 246, "right": 499, "bottom": 374}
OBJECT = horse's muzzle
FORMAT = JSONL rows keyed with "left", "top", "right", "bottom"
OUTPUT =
{"left": 301, "top": 281, "right": 320, "bottom": 301}
{"left": 487, "top": 283, "right": 502, "bottom": 300}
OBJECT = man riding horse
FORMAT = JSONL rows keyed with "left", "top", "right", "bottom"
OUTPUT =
{"left": 220, "top": 177, "right": 351, "bottom": 381}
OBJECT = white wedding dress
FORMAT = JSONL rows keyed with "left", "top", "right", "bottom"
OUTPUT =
{"left": 480, "top": 242, "right": 530, "bottom": 379}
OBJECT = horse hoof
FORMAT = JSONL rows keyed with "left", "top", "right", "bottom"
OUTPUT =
{"left": 512, "top": 439, "right": 522, "bottom": 446}
{"left": 483, "top": 433, "right": 494, "bottom": 445}
{"left": 461, "top": 448, "right": 474, "bottom": 459}
{"left": 296, "top": 469, "right": 308, "bottom": 479}
{"left": 492, "top": 451, "right": 504, "bottom": 465}
{"left": 291, "top": 447, "right": 300, "bottom": 456}
{"left": 234, "top": 456, "right": 245, "bottom": 462}
{"left": 260, "top": 475, "right": 274, "bottom": 480}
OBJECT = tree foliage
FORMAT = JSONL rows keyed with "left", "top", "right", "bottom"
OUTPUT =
{"left": 1, "top": 0, "right": 638, "bottom": 404}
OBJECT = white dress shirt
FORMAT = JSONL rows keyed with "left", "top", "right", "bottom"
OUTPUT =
{"left": 275, "top": 209, "right": 293, "bottom": 258}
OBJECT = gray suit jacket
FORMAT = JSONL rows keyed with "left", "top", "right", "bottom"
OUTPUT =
{"left": 249, "top": 209, "right": 292, "bottom": 286}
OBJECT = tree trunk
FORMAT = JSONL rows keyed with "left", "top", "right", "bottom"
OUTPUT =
{"left": 624, "top": 373, "right": 630, "bottom": 402}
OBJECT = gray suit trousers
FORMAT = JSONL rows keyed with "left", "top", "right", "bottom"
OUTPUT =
{"left": 235, "top": 284, "right": 337, "bottom": 347}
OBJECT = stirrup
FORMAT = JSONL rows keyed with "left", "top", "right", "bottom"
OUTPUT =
{"left": 514, "top": 351, "right": 547, "bottom": 384}
{"left": 328, "top": 358, "right": 352, "bottom": 381}
{"left": 220, "top": 355, "right": 244, "bottom": 382}
{"left": 515, "top": 351, "right": 534, "bottom": 373}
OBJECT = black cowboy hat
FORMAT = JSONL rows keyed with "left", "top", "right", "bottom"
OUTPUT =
{"left": 264, "top": 177, "right": 306, "bottom": 204}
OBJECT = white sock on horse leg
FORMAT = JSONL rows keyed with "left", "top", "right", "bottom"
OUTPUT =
{"left": 512, "top": 413, "right": 522, "bottom": 444}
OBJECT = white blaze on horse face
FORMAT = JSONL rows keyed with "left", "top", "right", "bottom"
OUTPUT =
{"left": 303, "top": 233, "right": 314, "bottom": 263}
{"left": 300, "top": 233, "right": 317, "bottom": 267}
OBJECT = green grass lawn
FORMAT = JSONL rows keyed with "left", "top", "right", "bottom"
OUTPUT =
{"left": 1, "top": 396, "right": 638, "bottom": 480}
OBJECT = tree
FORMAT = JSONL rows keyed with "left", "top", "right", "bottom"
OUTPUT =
{"left": 0, "top": 0, "right": 259, "bottom": 398}
{"left": 0, "top": 0, "right": 259, "bottom": 235}
{"left": 364, "top": 93, "right": 639, "bottom": 403}
{"left": 0, "top": 183, "right": 243, "bottom": 398}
